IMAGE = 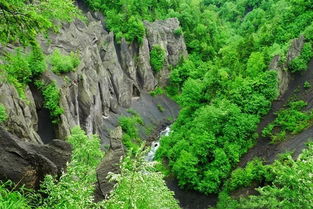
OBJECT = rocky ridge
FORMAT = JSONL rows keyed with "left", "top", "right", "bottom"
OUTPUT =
{"left": 0, "top": 12, "right": 186, "bottom": 187}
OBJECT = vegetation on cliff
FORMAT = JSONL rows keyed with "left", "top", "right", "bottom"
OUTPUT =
{"left": 150, "top": 45, "right": 166, "bottom": 72}
{"left": 35, "top": 81, "right": 64, "bottom": 124}
{"left": 1, "top": 45, "right": 46, "bottom": 98}
{"left": 0, "top": 0, "right": 81, "bottom": 45}
{"left": 1, "top": 0, "right": 313, "bottom": 208}
{"left": 0, "top": 104, "right": 7, "bottom": 123}
{"left": 49, "top": 49, "right": 80, "bottom": 74}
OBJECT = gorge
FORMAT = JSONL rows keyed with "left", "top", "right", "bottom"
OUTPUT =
{"left": 1, "top": 0, "right": 313, "bottom": 208}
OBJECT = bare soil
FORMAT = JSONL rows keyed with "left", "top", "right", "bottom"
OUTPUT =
{"left": 239, "top": 59, "right": 313, "bottom": 166}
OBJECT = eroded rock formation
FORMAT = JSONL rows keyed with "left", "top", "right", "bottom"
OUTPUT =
{"left": 0, "top": 126, "right": 71, "bottom": 189}
{"left": 0, "top": 12, "right": 184, "bottom": 188}
{"left": 270, "top": 36, "right": 305, "bottom": 96}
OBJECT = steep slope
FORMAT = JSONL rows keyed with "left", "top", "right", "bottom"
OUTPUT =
{"left": 0, "top": 11, "right": 186, "bottom": 187}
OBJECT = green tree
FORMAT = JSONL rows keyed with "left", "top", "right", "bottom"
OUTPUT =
{"left": 150, "top": 45, "right": 166, "bottom": 72}
{"left": 105, "top": 146, "right": 180, "bottom": 209}
{"left": 0, "top": 0, "right": 81, "bottom": 45}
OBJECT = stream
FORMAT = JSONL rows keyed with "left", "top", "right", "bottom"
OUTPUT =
{"left": 146, "top": 126, "right": 217, "bottom": 209}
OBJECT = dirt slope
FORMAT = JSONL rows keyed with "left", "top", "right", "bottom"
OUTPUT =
{"left": 239, "top": 59, "right": 313, "bottom": 166}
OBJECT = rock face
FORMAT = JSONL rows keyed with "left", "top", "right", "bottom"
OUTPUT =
{"left": 39, "top": 13, "right": 186, "bottom": 144}
{"left": 0, "top": 126, "right": 71, "bottom": 189}
{"left": 269, "top": 36, "right": 305, "bottom": 96}
{"left": 94, "top": 126, "right": 124, "bottom": 201}
{"left": 0, "top": 12, "right": 184, "bottom": 188}
{"left": 0, "top": 83, "right": 41, "bottom": 144}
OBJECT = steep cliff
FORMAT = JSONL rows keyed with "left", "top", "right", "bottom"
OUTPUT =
{"left": 269, "top": 36, "right": 305, "bottom": 96}
{"left": 0, "top": 11, "right": 186, "bottom": 186}
{"left": 1, "top": 12, "right": 186, "bottom": 144}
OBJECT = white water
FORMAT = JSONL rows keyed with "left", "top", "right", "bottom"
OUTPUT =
{"left": 145, "top": 126, "right": 171, "bottom": 162}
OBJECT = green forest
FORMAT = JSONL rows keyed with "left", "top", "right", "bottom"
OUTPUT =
{"left": 1, "top": 0, "right": 313, "bottom": 208}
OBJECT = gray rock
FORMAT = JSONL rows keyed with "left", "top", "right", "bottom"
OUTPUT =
{"left": 0, "top": 83, "right": 41, "bottom": 144}
{"left": 145, "top": 18, "right": 188, "bottom": 86}
{"left": 38, "top": 13, "right": 185, "bottom": 143}
{"left": 269, "top": 36, "right": 305, "bottom": 96}
{"left": 0, "top": 12, "right": 183, "bottom": 190}
{"left": 0, "top": 126, "right": 71, "bottom": 189}
{"left": 94, "top": 126, "right": 124, "bottom": 201}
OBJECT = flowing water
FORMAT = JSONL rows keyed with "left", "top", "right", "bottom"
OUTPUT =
{"left": 146, "top": 126, "right": 217, "bottom": 208}
{"left": 145, "top": 126, "right": 170, "bottom": 162}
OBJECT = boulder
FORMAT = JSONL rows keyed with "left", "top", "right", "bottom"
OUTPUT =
{"left": 94, "top": 126, "right": 124, "bottom": 201}
{"left": 0, "top": 126, "right": 71, "bottom": 189}
{"left": 269, "top": 36, "right": 305, "bottom": 96}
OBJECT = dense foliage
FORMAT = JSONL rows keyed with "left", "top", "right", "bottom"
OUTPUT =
{"left": 156, "top": 0, "right": 313, "bottom": 195}
{"left": 150, "top": 45, "right": 166, "bottom": 72}
{"left": 262, "top": 100, "right": 313, "bottom": 143}
{"left": 83, "top": 0, "right": 179, "bottom": 42}
{"left": 39, "top": 127, "right": 103, "bottom": 208}
{"left": 217, "top": 144, "right": 313, "bottom": 208}
{"left": 0, "top": 0, "right": 81, "bottom": 45}
{"left": 1, "top": 0, "right": 313, "bottom": 207}
{"left": 1, "top": 45, "right": 46, "bottom": 98}
{"left": 105, "top": 146, "right": 180, "bottom": 209}
{"left": 49, "top": 49, "right": 80, "bottom": 74}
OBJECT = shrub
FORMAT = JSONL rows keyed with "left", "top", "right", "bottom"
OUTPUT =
{"left": 0, "top": 104, "right": 8, "bottom": 123}
{"left": 262, "top": 100, "right": 313, "bottom": 143}
{"left": 150, "top": 45, "right": 166, "bottom": 72}
{"left": 289, "top": 42, "right": 313, "bottom": 72}
{"left": 150, "top": 87, "right": 164, "bottom": 96}
{"left": 1, "top": 46, "right": 46, "bottom": 98}
{"left": 304, "top": 81, "right": 311, "bottom": 89}
{"left": 28, "top": 44, "right": 47, "bottom": 77}
{"left": 222, "top": 159, "right": 268, "bottom": 193}
{"left": 118, "top": 114, "right": 144, "bottom": 151}
{"left": 35, "top": 81, "right": 64, "bottom": 124}
{"left": 39, "top": 127, "right": 104, "bottom": 208}
{"left": 157, "top": 104, "right": 165, "bottom": 112}
{"left": 174, "top": 27, "right": 183, "bottom": 36}
{"left": 3, "top": 49, "right": 32, "bottom": 84}
{"left": 49, "top": 49, "right": 80, "bottom": 74}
